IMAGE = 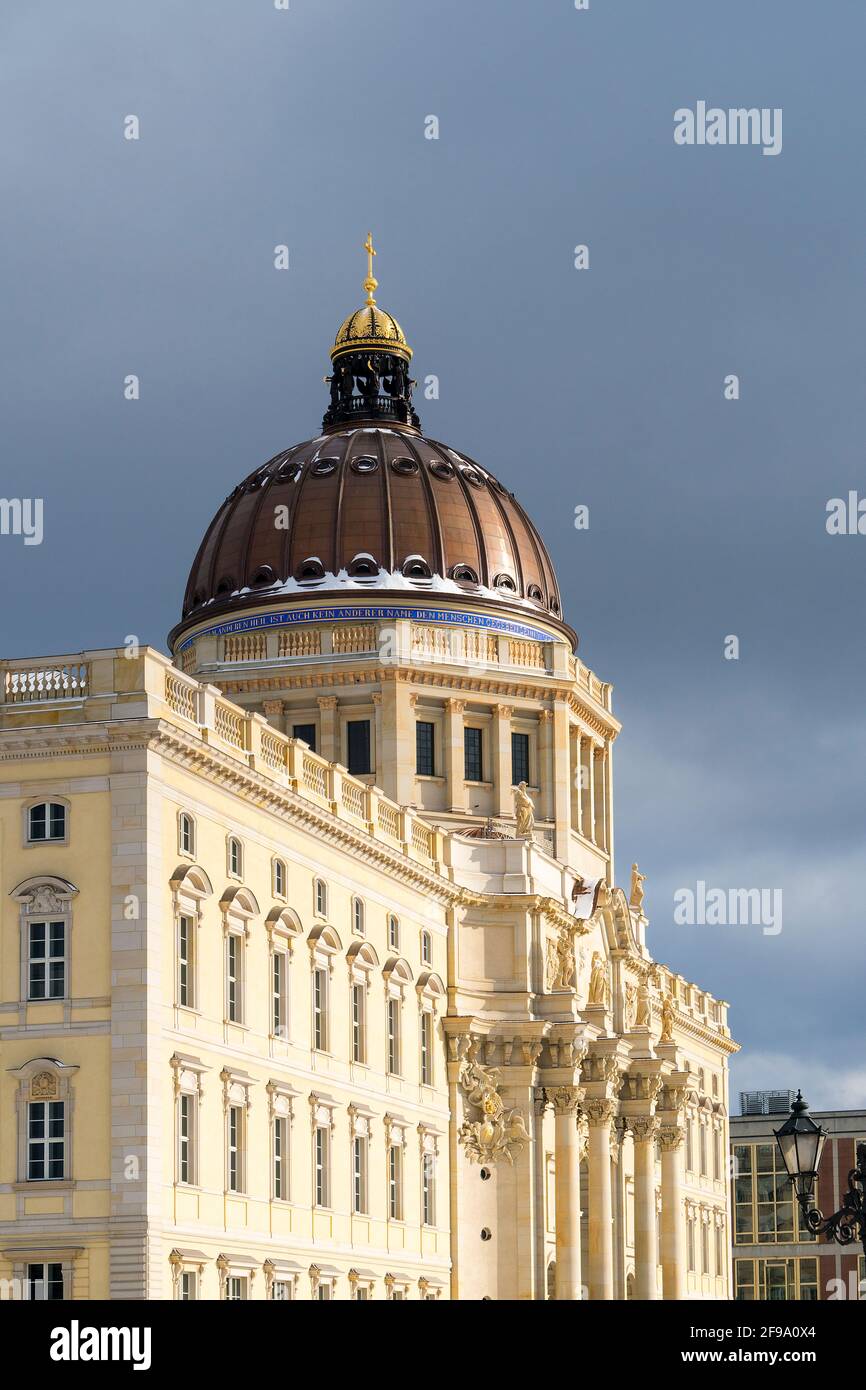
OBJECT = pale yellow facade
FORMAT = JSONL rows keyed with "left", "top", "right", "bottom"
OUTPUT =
{"left": 0, "top": 623, "right": 736, "bottom": 1301}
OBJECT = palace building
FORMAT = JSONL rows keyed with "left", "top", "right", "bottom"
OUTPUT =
{"left": 0, "top": 243, "right": 737, "bottom": 1301}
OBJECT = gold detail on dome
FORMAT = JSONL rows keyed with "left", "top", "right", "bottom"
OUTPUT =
{"left": 363, "top": 231, "right": 378, "bottom": 305}
{"left": 329, "top": 235, "right": 413, "bottom": 362}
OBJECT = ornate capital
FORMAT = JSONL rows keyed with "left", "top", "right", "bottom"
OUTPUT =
{"left": 537, "top": 708, "right": 554, "bottom": 724}
{"left": 584, "top": 1097, "right": 617, "bottom": 1127}
{"left": 548, "top": 1085, "right": 582, "bottom": 1117}
{"left": 262, "top": 699, "right": 284, "bottom": 716}
{"left": 317, "top": 695, "right": 338, "bottom": 710}
{"left": 629, "top": 1116, "right": 660, "bottom": 1145}
{"left": 658, "top": 1124, "right": 686, "bottom": 1153}
{"left": 445, "top": 698, "right": 466, "bottom": 713}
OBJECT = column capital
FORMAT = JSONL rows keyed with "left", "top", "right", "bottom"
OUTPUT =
{"left": 658, "top": 1124, "right": 686, "bottom": 1152}
{"left": 445, "top": 698, "right": 466, "bottom": 713}
{"left": 628, "top": 1115, "right": 660, "bottom": 1145}
{"left": 494, "top": 703, "right": 513, "bottom": 720}
{"left": 584, "top": 1097, "right": 617, "bottom": 1127}
{"left": 317, "top": 695, "right": 338, "bottom": 710}
{"left": 371, "top": 691, "right": 384, "bottom": 706}
{"left": 547, "top": 1085, "right": 583, "bottom": 1117}
{"left": 538, "top": 708, "right": 554, "bottom": 724}
{"left": 262, "top": 699, "right": 284, "bottom": 716}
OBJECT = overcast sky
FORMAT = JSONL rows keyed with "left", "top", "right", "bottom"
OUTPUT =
{"left": 1, "top": 0, "right": 863, "bottom": 1110}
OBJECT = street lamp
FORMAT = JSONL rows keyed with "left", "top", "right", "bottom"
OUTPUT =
{"left": 774, "top": 1091, "right": 866, "bottom": 1256}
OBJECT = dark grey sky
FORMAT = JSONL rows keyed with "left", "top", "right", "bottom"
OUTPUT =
{"left": 2, "top": 0, "right": 863, "bottom": 1108}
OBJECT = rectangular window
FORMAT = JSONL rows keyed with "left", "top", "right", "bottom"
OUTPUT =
{"left": 28, "top": 803, "right": 66, "bottom": 842}
{"left": 28, "top": 920, "right": 66, "bottom": 1000}
{"left": 315, "top": 1125, "right": 330, "bottom": 1207}
{"left": 422, "top": 1151, "right": 435, "bottom": 1226}
{"left": 389, "top": 1144, "right": 403, "bottom": 1220}
{"left": 179, "top": 813, "right": 194, "bottom": 855}
{"left": 387, "top": 996, "right": 400, "bottom": 1075}
{"left": 715, "top": 1224, "right": 724, "bottom": 1276}
{"left": 313, "top": 966, "right": 328, "bottom": 1051}
{"left": 228, "top": 1105, "right": 243, "bottom": 1193}
{"left": 178, "top": 913, "right": 193, "bottom": 1008}
{"left": 293, "top": 722, "right": 316, "bottom": 751}
{"left": 700, "top": 1124, "right": 707, "bottom": 1177}
{"left": 317, "top": 1282, "right": 332, "bottom": 1301}
{"left": 180, "top": 1271, "right": 197, "bottom": 1301}
{"left": 686, "top": 1120, "right": 694, "bottom": 1172}
{"left": 315, "top": 879, "right": 327, "bottom": 915}
{"left": 352, "top": 981, "right": 366, "bottom": 1063}
{"left": 388, "top": 915, "right": 400, "bottom": 950}
{"left": 416, "top": 720, "right": 435, "bottom": 776}
{"left": 701, "top": 1221, "right": 709, "bottom": 1274}
{"left": 421, "top": 930, "right": 432, "bottom": 965}
{"left": 420, "top": 1011, "right": 433, "bottom": 1086}
{"left": 353, "top": 1135, "right": 368, "bottom": 1214}
{"left": 272, "top": 950, "right": 287, "bottom": 1037}
{"left": 179, "top": 1093, "right": 194, "bottom": 1184}
{"left": 272, "top": 1280, "right": 293, "bottom": 1301}
{"left": 687, "top": 1218, "right": 695, "bottom": 1273}
{"left": 26, "top": 1262, "right": 63, "bottom": 1301}
{"left": 346, "top": 719, "right": 372, "bottom": 775}
{"left": 227, "top": 934, "right": 243, "bottom": 1023}
{"left": 229, "top": 837, "right": 242, "bottom": 877}
{"left": 226, "top": 1276, "right": 247, "bottom": 1301}
{"left": 27, "top": 1100, "right": 65, "bottom": 1181}
{"left": 273, "top": 1115, "right": 287, "bottom": 1200}
{"left": 464, "top": 726, "right": 483, "bottom": 782}
{"left": 353, "top": 898, "right": 365, "bottom": 936}
{"left": 511, "top": 731, "right": 530, "bottom": 786}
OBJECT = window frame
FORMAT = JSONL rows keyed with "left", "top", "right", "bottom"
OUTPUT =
{"left": 463, "top": 725, "right": 483, "bottom": 783}
{"left": 25, "top": 799, "right": 69, "bottom": 847}
{"left": 177, "top": 810, "right": 196, "bottom": 858}
{"left": 415, "top": 719, "right": 435, "bottom": 777}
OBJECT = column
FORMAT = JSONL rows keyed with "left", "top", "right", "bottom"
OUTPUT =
{"left": 537, "top": 709, "right": 554, "bottom": 823}
{"left": 630, "top": 1117, "right": 659, "bottom": 1299}
{"left": 492, "top": 704, "right": 513, "bottom": 818}
{"left": 581, "top": 739, "right": 594, "bottom": 844}
{"left": 552, "top": 698, "right": 571, "bottom": 860}
{"left": 371, "top": 692, "right": 383, "bottom": 782}
{"left": 317, "top": 695, "right": 337, "bottom": 762}
{"left": 444, "top": 699, "right": 466, "bottom": 812}
{"left": 659, "top": 1123, "right": 687, "bottom": 1300}
{"left": 552, "top": 1087, "right": 583, "bottom": 1300}
{"left": 593, "top": 746, "right": 607, "bottom": 850}
{"left": 571, "top": 729, "right": 583, "bottom": 835}
{"left": 585, "top": 1100, "right": 615, "bottom": 1299}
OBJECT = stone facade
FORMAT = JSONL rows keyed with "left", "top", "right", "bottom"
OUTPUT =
{"left": 0, "top": 634, "right": 736, "bottom": 1300}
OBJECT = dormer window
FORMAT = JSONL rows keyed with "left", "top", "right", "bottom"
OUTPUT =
{"left": 296, "top": 558, "right": 326, "bottom": 582}
{"left": 402, "top": 555, "right": 432, "bottom": 580}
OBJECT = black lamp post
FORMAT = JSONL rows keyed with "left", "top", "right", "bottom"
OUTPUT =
{"left": 774, "top": 1091, "right": 866, "bottom": 1256}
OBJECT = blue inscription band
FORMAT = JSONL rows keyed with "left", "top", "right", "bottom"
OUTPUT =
{"left": 179, "top": 604, "right": 557, "bottom": 651}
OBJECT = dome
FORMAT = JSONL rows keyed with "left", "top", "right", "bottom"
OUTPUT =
{"left": 169, "top": 236, "right": 570, "bottom": 651}
{"left": 331, "top": 305, "right": 411, "bottom": 362}
{"left": 173, "top": 426, "right": 564, "bottom": 636}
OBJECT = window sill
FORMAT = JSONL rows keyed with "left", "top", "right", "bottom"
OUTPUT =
{"left": 26, "top": 996, "right": 69, "bottom": 1006}
{"left": 15, "top": 1179, "right": 72, "bottom": 1192}
{"left": 415, "top": 775, "right": 445, "bottom": 784}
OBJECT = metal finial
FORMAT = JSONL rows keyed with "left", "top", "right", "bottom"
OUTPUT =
{"left": 363, "top": 231, "right": 378, "bottom": 306}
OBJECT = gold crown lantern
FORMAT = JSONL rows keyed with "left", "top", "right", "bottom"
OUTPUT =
{"left": 330, "top": 234, "right": 413, "bottom": 363}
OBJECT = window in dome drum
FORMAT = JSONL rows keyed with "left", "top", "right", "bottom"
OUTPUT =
{"left": 511, "top": 732, "right": 530, "bottom": 786}
{"left": 464, "top": 727, "right": 483, "bottom": 783}
{"left": 346, "top": 720, "right": 371, "bottom": 776}
{"left": 416, "top": 721, "right": 435, "bottom": 777}
{"left": 293, "top": 723, "right": 316, "bottom": 751}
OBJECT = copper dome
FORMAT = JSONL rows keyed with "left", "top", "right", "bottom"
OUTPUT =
{"left": 173, "top": 425, "right": 564, "bottom": 639}
{"left": 170, "top": 238, "right": 570, "bottom": 650}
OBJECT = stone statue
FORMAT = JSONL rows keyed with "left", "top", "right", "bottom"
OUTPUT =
{"left": 546, "top": 924, "right": 575, "bottom": 991}
{"left": 661, "top": 993, "right": 675, "bottom": 1042}
{"left": 630, "top": 862, "right": 646, "bottom": 912}
{"left": 588, "top": 951, "right": 610, "bottom": 1008}
{"left": 514, "top": 781, "right": 535, "bottom": 838}
{"left": 624, "top": 981, "right": 638, "bottom": 1030}
{"left": 635, "top": 981, "right": 651, "bottom": 1027}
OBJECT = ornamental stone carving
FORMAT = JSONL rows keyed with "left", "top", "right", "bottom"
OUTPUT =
{"left": 547, "top": 1085, "right": 582, "bottom": 1117}
{"left": 584, "top": 1097, "right": 617, "bottom": 1127}
{"left": 457, "top": 1038, "right": 529, "bottom": 1166}
{"left": 624, "top": 981, "right": 638, "bottom": 1031}
{"left": 514, "top": 781, "right": 535, "bottom": 839}
{"left": 31, "top": 1071, "right": 58, "bottom": 1100}
{"left": 635, "top": 982, "right": 651, "bottom": 1027}
{"left": 629, "top": 1116, "right": 660, "bottom": 1144}
{"left": 660, "top": 993, "right": 675, "bottom": 1041}
{"left": 658, "top": 1124, "right": 686, "bottom": 1152}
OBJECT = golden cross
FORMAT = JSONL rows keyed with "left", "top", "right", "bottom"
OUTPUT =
{"left": 363, "top": 231, "right": 378, "bottom": 305}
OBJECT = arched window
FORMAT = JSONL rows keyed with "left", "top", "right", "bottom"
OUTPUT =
{"left": 220, "top": 887, "right": 259, "bottom": 1027}
{"left": 347, "top": 941, "right": 379, "bottom": 1066}
{"left": 416, "top": 971, "right": 445, "bottom": 1088}
{"left": 308, "top": 924, "right": 342, "bottom": 1054}
{"left": 178, "top": 811, "right": 196, "bottom": 857}
{"left": 26, "top": 800, "right": 68, "bottom": 845}
{"left": 388, "top": 914, "right": 400, "bottom": 950}
{"left": 272, "top": 857, "right": 287, "bottom": 900}
{"left": 383, "top": 958, "right": 414, "bottom": 1078}
{"left": 420, "top": 929, "right": 433, "bottom": 966}
{"left": 314, "top": 878, "right": 328, "bottom": 917}
{"left": 352, "top": 897, "right": 365, "bottom": 937}
{"left": 266, "top": 907, "right": 303, "bottom": 1042}
{"left": 227, "top": 836, "right": 243, "bottom": 879}
{"left": 169, "top": 864, "right": 213, "bottom": 1011}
